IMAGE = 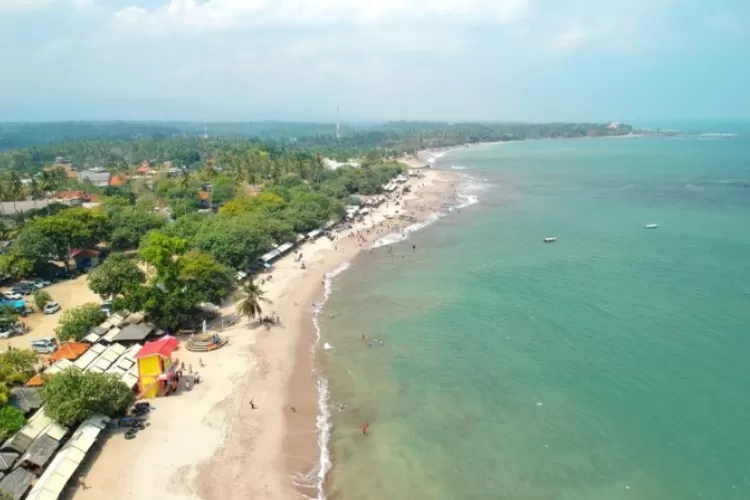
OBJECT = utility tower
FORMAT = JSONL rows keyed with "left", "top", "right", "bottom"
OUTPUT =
{"left": 336, "top": 106, "right": 340, "bottom": 142}
{"left": 203, "top": 121, "right": 208, "bottom": 139}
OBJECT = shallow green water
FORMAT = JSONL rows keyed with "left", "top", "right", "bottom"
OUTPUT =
{"left": 320, "top": 134, "right": 750, "bottom": 500}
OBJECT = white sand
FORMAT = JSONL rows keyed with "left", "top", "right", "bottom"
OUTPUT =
{"left": 70, "top": 169, "right": 459, "bottom": 500}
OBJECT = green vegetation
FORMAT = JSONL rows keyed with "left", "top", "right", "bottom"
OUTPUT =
{"left": 40, "top": 369, "right": 134, "bottom": 426}
{"left": 87, "top": 253, "right": 145, "bottom": 298}
{"left": 55, "top": 303, "right": 108, "bottom": 342}
{"left": 33, "top": 290, "right": 52, "bottom": 311}
{"left": 0, "top": 121, "right": 634, "bottom": 173}
{"left": 0, "top": 406, "right": 26, "bottom": 439}
{"left": 0, "top": 349, "right": 39, "bottom": 436}
{"left": 236, "top": 280, "right": 270, "bottom": 321}
{"left": 113, "top": 233, "right": 233, "bottom": 330}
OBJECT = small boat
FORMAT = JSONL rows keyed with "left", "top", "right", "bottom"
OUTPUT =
{"left": 645, "top": 224, "right": 659, "bottom": 229}
{"left": 543, "top": 237, "right": 557, "bottom": 243}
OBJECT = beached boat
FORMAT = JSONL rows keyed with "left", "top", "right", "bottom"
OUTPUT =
{"left": 645, "top": 224, "right": 659, "bottom": 229}
{"left": 544, "top": 237, "right": 557, "bottom": 243}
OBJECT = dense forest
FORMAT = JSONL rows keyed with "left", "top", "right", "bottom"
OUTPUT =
{"left": 0, "top": 121, "right": 634, "bottom": 174}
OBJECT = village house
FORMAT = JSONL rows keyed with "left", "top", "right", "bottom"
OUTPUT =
{"left": 78, "top": 167, "right": 111, "bottom": 187}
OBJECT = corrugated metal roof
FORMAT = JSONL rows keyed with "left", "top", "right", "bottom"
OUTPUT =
{"left": 0, "top": 467, "right": 34, "bottom": 499}
{"left": 101, "top": 326, "right": 121, "bottom": 343}
{"left": 121, "top": 371, "right": 139, "bottom": 389}
{"left": 20, "top": 434, "right": 61, "bottom": 470}
{"left": 25, "top": 416, "right": 109, "bottom": 500}
{"left": 1, "top": 409, "right": 68, "bottom": 455}
{"left": 72, "top": 349, "right": 98, "bottom": 370}
{"left": 46, "top": 359, "right": 75, "bottom": 376}
{"left": 82, "top": 332, "right": 101, "bottom": 344}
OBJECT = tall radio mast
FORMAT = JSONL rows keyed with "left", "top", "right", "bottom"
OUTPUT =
{"left": 203, "top": 121, "right": 208, "bottom": 139}
{"left": 336, "top": 106, "right": 340, "bottom": 142}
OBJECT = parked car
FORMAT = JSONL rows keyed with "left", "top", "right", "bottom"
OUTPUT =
{"left": 31, "top": 278, "right": 51, "bottom": 287}
{"left": 11, "top": 286, "right": 33, "bottom": 295}
{"left": 43, "top": 302, "right": 61, "bottom": 314}
{"left": 101, "top": 301, "right": 113, "bottom": 315}
{"left": 3, "top": 292, "right": 22, "bottom": 301}
{"left": 0, "top": 329, "right": 14, "bottom": 339}
{"left": 21, "top": 281, "right": 44, "bottom": 290}
{"left": 31, "top": 337, "right": 58, "bottom": 354}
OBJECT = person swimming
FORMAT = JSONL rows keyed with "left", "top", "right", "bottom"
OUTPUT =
{"left": 362, "top": 421, "right": 369, "bottom": 435}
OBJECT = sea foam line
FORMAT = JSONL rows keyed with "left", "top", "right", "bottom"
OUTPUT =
{"left": 307, "top": 261, "right": 351, "bottom": 500}
{"left": 369, "top": 172, "right": 490, "bottom": 249}
{"left": 305, "top": 171, "right": 491, "bottom": 495}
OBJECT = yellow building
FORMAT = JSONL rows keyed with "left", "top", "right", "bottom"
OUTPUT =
{"left": 135, "top": 336, "right": 180, "bottom": 399}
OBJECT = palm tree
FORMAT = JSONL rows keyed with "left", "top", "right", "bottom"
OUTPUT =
{"left": 236, "top": 280, "right": 271, "bottom": 321}
{"left": 7, "top": 172, "right": 22, "bottom": 217}
{"left": 29, "top": 177, "right": 42, "bottom": 212}
{"left": 180, "top": 169, "right": 191, "bottom": 216}
{"left": 39, "top": 170, "right": 56, "bottom": 215}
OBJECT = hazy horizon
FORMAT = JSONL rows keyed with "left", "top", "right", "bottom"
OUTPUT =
{"left": 1, "top": 0, "right": 749, "bottom": 122}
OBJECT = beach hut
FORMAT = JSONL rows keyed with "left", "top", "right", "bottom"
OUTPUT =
{"left": 0, "top": 467, "right": 34, "bottom": 500}
{"left": 47, "top": 342, "right": 88, "bottom": 363}
{"left": 135, "top": 336, "right": 180, "bottom": 398}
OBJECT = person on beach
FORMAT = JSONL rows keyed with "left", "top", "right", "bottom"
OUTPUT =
{"left": 362, "top": 422, "right": 369, "bottom": 435}
{"left": 250, "top": 399, "right": 257, "bottom": 410}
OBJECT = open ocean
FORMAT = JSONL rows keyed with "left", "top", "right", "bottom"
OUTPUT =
{"left": 316, "top": 129, "right": 750, "bottom": 500}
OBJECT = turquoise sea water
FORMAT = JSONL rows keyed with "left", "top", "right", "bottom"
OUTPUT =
{"left": 318, "top": 133, "right": 750, "bottom": 500}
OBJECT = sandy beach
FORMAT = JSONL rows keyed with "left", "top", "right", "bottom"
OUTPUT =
{"left": 66, "top": 167, "right": 459, "bottom": 500}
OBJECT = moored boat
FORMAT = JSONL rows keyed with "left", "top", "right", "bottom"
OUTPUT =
{"left": 645, "top": 223, "right": 659, "bottom": 229}
{"left": 544, "top": 237, "right": 557, "bottom": 243}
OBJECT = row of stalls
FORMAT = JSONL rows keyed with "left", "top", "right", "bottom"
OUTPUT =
{"left": 258, "top": 226, "right": 331, "bottom": 269}
{"left": 0, "top": 314, "right": 167, "bottom": 499}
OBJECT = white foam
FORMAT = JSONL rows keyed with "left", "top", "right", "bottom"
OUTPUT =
{"left": 426, "top": 150, "right": 449, "bottom": 164}
{"left": 308, "top": 261, "right": 351, "bottom": 500}
{"left": 450, "top": 165, "right": 467, "bottom": 170}
{"left": 454, "top": 173, "right": 490, "bottom": 209}
{"left": 370, "top": 212, "right": 445, "bottom": 249}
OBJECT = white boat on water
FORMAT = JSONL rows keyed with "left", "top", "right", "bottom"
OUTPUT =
{"left": 645, "top": 224, "right": 659, "bottom": 229}
{"left": 544, "top": 237, "right": 557, "bottom": 243}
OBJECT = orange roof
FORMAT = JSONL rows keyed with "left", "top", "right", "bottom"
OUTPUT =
{"left": 48, "top": 342, "right": 89, "bottom": 362}
{"left": 56, "top": 190, "right": 88, "bottom": 201}
{"left": 110, "top": 175, "right": 127, "bottom": 186}
{"left": 26, "top": 374, "right": 44, "bottom": 387}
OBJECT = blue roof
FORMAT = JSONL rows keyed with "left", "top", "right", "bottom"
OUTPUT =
{"left": 0, "top": 299, "right": 25, "bottom": 309}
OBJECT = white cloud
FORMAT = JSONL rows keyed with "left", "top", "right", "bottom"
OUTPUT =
{"left": 112, "top": 0, "right": 529, "bottom": 33}
{"left": 552, "top": 24, "right": 590, "bottom": 51}
{"left": 0, "top": 0, "right": 52, "bottom": 13}
{"left": 550, "top": 17, "right": 639, "bottom": 52}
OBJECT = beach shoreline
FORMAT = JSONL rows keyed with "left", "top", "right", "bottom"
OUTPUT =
{"left": 282, "top": 168, "right": 462, "bottom": 499}
{"left": 69, "top": 167, "right": 461, "bottom": 500}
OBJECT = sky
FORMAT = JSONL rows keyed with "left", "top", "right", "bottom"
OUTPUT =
{"left": 0, "top": 0, "right": 749, "bottom": 123}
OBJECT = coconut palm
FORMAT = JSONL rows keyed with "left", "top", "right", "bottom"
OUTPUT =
{"left": 38, "top": 170, "right": 57, "bottom": 215}
{"left": 8, "top": 172, "right": 22, "bottom": 216}
{"left": 179, "top": 169, "right": 191, "bottom": 216}
{"left": 236, "top": 280, "right": 271, "bottom": 321}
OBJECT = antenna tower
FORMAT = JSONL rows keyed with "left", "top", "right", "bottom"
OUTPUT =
{"left": 203, "top": 121, "right": 208, "bottom": 139}
{"left": 336, "top": 106, "right": 340, "bottom": 142}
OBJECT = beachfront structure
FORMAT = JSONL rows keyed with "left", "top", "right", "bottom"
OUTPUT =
{"left": 136, "top": 335, "right": 180, "bottom": 398}
{"left": 25, "top": 415, "right": 110, "bottom": 500}
{"left": 0, "top": 467, "right": 34, "bottom": 500}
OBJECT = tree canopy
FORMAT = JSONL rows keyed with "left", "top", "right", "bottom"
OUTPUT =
{"left": 40, "top": 369, "right": 134, "bottom": 426}
{"left": 55, "top": 303, "right": 108, "bottom": 342}
{"left": 87, "top": 253, "right": 145, "bottom": 298}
